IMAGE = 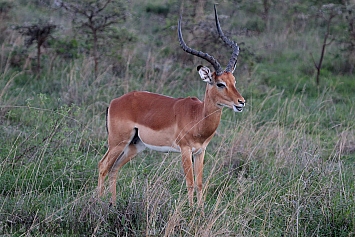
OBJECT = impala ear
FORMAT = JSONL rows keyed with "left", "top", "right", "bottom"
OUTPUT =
{"left": 197, "top": 65, "right": 213, "bottom": 84}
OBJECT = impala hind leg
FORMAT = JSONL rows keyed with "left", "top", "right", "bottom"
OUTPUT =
{"left": 98, "top": 145, "right": 126, "bottom": 199}
{"left": 98, "top": 150, "right": 109, "bottom": 197}
{"left": 98, "top": 127, "right": 138, "bottom": 202}
{"left": 108, "top": 139, "right": 145, "bottom": 205}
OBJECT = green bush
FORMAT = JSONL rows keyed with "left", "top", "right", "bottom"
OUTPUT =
{"left": 145, "top": 3, "right": 169, "bottom": 16}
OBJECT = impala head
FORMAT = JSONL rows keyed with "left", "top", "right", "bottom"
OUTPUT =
{"left": 178, "top": 4, "right": 245, "bottom": 112}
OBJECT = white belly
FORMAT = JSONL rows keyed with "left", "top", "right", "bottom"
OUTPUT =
{"left": 142, "top": 142, "right": 181, "bottom": 153}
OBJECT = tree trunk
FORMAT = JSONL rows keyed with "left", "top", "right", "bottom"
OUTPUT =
{"left": 315, "top": 14, "right": 335, "bottom": 86}
{"left": 37, "top": 42, "right": 41, "bottom": 75}
{"left": 194, "top": 0, "right": 205, "bottom": 21}
{"left": 93, "top": 30, "right": 98, "bottom": 78}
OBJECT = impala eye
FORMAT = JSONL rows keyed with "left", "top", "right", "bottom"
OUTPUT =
{"left": 216, "top": 82, "right": 226, "bottom": 88}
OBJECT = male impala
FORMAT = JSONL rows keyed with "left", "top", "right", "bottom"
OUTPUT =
{"left": 98, "top": 5, "right": 245, "bottom": 206}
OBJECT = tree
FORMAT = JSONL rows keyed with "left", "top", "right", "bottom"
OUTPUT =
{"left": 311, "top": 4, "right": 342, "bottom": 86}
{"left": 15, "top": 20, "right": 57, "bottom": 74}
{"left": 59, "top": 0, "right": 126, "bottom": 77}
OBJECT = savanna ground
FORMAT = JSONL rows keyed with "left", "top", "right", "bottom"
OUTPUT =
{"left": 1, "top": 0, "right": 355, "bottom": 236}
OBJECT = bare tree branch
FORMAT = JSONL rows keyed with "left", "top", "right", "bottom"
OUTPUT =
{"left": 60, "top": 0, "right": 125, "bottom": 77}
{"left": 313, "top": 4, "right": 342, "bottom": 86}
{"left": 14, "top": 20, "right": 57, "bottom": 74}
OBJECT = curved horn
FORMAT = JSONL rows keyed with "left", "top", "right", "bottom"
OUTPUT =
{"left": 178, "top": 16, "right": 223, "bottom": 76}
{"left": 214, "top": 4, "right": 239, "bottom": 73}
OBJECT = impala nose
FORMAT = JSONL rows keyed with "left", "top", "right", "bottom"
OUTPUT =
{"left": 238, "top": 99, "right": 245, "bottom": 107}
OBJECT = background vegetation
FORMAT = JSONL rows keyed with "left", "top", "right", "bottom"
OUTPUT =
{"left": 1, "top": 0, "right": 354, "bottom": 236}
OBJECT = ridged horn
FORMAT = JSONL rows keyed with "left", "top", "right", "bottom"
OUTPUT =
{"left": 178, "top": 15, "right": 223, "bottom": 76}
{"left": 214, "top": 4, "right": 239, "bottom": 73}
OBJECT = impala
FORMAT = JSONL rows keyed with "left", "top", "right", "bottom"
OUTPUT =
{"left": 98, "top": 5, "right": 245, "bottom": 206}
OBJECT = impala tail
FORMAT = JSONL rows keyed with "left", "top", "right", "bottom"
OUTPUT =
{"left": 105, "top": 107, "right": 109, "bottom": 134}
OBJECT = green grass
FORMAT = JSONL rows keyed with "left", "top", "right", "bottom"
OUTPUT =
{"left": 1, "top": 0, "right": 355, "bottom": 236}
{"left": 1, "top": 68, "right": 354, "bottom": 235}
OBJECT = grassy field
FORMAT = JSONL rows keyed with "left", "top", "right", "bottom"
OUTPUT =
{"left": 1, "top": 0, "right": 355, "bottom": 236}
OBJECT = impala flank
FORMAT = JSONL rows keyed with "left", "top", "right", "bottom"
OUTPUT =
{"left": 98, "top": 5, "right": 245, "bottom": 206}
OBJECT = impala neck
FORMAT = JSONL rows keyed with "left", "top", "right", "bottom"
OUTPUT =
{"left": 201, "top": 84, "right": 223, "bottom": 132}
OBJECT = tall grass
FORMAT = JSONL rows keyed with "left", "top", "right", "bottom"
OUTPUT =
{"left": 1, "top": 56, "right": 354, "bottom": 236}
{"left": 1, "top": 1, "right": 355, "bottom": 235}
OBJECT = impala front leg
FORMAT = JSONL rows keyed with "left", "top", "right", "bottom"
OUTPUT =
{"left": 181, "top": 147, "right": 194, "bottom": 206}
{"left": 193, "top": 149, "right": 205, "bottom": 207}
